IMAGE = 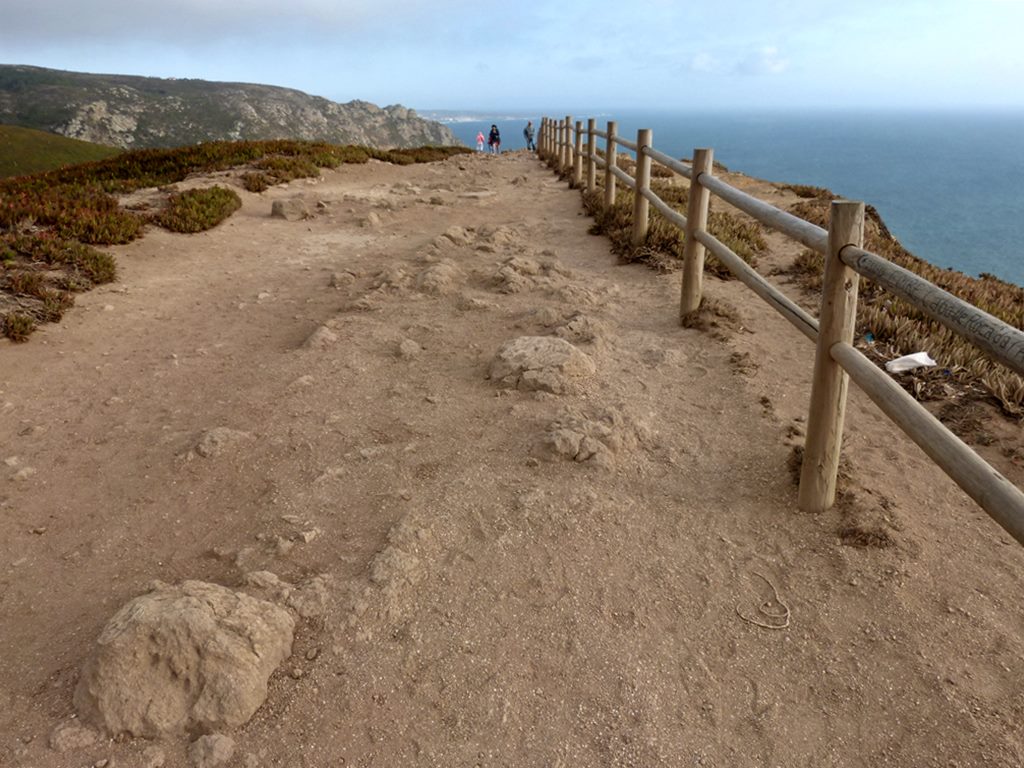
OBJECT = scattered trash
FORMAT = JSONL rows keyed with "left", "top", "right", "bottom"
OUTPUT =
{"left": 863, "top": 332, "right": 875, "bottom": 343}
{"left": 884, "top": 351, "right": 938, "bottom": 373}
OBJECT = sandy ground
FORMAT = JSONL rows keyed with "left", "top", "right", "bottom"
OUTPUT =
{"left": 1, "top": 150, "right": 1023, "bottom": 767}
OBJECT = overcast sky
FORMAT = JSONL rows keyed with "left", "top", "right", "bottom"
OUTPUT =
{"left": 2, "top": 0, "right": 1023, "bottom": 112}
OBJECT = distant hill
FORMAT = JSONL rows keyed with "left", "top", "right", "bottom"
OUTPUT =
{"left": 0, "top": 123, "right": 121, "bottom": 178}
{"left": 0, "top": 64, "right": 458, "bottom": 150}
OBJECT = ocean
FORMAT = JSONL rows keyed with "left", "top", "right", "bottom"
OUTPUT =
{"left": 429, "top": 110, "right": 1024, "bottom": 287}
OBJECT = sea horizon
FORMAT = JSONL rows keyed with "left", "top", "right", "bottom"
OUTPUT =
{"left": 425, "top": 108, "right": 1024, "bottom": 288}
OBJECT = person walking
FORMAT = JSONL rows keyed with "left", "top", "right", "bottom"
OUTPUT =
{"left": 523, "top": 121, "right": 536, "bottom": 151}
{"left": 476, "top": 130, "right": 486, "bottom": 152}
{"left": 488, "top": 124, "right": 501, "bottom": 155}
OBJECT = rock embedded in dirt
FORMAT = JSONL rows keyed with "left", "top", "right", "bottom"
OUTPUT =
{"left": 440, "top": 225, "right": 473, "bottom": 245}
{"left": 554, "top": 312, "right": 605, "bottom": 344}
{"left": 141, "top": 746, "right": 167, "bottom": 768}
{"left": 415, "top": 260, "right": 462, "bottom": 295}
{"left": 48, "top": 720, "right": 99, "bottom": 752}
{"left": 542, "top": 406, "right": 652, "bottom": 468}
{"left": 189, "top": 734, "right": 236, "bottom": 768}
{"left": 493, "top": 255, "right": 572, "bottom": 294}
{"left": 490, "top": 336, "right": 596, "bottom": 394}
{"left": 74, "top": 580, "right": 295, "bottom": 738}
{"left": 270, "top": 198, "right": 308, "bottom": 221}
{"left": 195, "top": 427, "right": 255, "bottom": 458}
{"left": 302, "top": 325, "right": 339, "bottom": 350}
{"left": 397, "top": 339, "right": 422, "bottom": 359}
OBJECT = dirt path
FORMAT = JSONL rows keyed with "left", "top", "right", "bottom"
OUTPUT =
{"left": 2, "top": 151, "right": 1023, "bottom": 767}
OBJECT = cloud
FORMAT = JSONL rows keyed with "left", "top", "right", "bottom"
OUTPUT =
{"left": 689, "top": 52, "right": 721, "bottom": 74}
{"left": 0, "top": 0, "right": 477, "bottom": 45}
{"left": 735, "top": 46, "right": 789, "bottom": 75}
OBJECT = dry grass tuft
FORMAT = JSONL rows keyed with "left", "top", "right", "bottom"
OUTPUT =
{"left": 580, "top": 179, "right": 767, "bottom": 278}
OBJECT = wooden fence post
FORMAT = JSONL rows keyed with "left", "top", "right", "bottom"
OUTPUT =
{"left": 573, "top": 120, "right": 584, "bottom": 187}
{"left": 538, "top": 118, "right": 546, "bottom": 158}
{"left": 798, "top": 200, "right": 865, "bottom": 512}
{"left": 632, "top": 128, "right": 653, "bottom": 245}
{"left": 603, "top": 121, "right": 618, "bottom": 210}
{"left": 555, "top": 119, "right": 563, "bottom": 169}
{"left": 680, "top": 148, "right": 713, "bottom": 318}
{"left": 586, "top": 118, "right": 596, "bottom": 191}
{"left": 562, "top": 115, "right": 573, "bottom": 173}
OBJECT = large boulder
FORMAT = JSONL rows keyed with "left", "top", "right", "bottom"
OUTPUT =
{"left": 74, "top": 580, "right": 295, "bottom": 737}
{"left": 490, "top": 336, "right": 595, "bottom": 394}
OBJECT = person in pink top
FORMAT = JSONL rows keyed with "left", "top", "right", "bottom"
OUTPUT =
{"left": 476, "top": 131, "right": 486, "bottom": 152}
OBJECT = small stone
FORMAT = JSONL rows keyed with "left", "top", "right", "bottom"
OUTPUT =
{"left": 298, "top": 528, "right": 321, "bottom": 544}
{"left": 302, "top": 326, "right": 339, "bottom": 349}
{"left": 275, "top": 536, "right": 295, "bottom": 556}
{"left": 329, "top": 271, "right": 356, "bottom": 288}
{"left": 305, "top": 647, "right": 320, "bottom": 661}
{"left": 271, "top": 198, "right": 309, "bottom": 221}
{"left": 142, "top": 746, "right": 167, "bottom": 768}
{"left": 48, "top": 721, "right": 98, "bottom": 752}
{"left": 3, "top": 456, "right": 18, "bottom": 467}
{"left": 103, "top": 304, "right": 115, "bottom": 312}
{"left": 289, "top": 667, "right": 304, "bottom": 680}
{"left": 11, "top": 467, "right": 37, "bottom": 481}
{"left": 189, "top": 734, "right": 236, "bottom": 768}
{"left": 397, "top": 339, "right": 422, "bottom": 359}
{"left": 195, "top": 428, "right": 254, "bottom": 458}
{"left": 30, "top": 526, "right": 47, "bottom": 535}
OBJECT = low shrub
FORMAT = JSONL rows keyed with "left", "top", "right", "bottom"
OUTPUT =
{"left": 1, "top": 311, "right": 35, "bottom": 342}
{"left": 155, "top": 186, "right": 242, "bottom": 233}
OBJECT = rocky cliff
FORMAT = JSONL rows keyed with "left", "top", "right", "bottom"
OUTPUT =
{"left": 0, "top": 65, "right": 457, "bottom": 149}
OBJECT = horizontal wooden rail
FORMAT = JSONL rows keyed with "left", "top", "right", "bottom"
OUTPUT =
{"left": 642, "top": 146, "right": 693, "bottom": 180}
{"left": 646, "top": 190, "right": 688, "bottom": 231}
{"left": 832, "top": 342, "right": 1024, "bottom": 544}
{"left": 609, "top": 165, "right": 636, "bottom": 189}
{"left": 841, "top": 246, "right": 1024, "bottom": 377}
{"left": 614, "top": 135, "right": 639, "bottom": 152}
{"left": 695, "top": 230, "right": 820, "bottom": 342}
{"left": 592, "top": 129, "right": 608, "bottom": 139}
{"left": 590, "top": 154, "right": 606, "bottom": 169}
{"left": 698, "top": 173, "right": 829, "bottom": 253}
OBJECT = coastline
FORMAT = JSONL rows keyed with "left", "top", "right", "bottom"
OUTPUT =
{"left": 429, "top": 109, "right": 1024, "bottom": 287}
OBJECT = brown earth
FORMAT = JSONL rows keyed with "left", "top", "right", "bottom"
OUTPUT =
{"left": 1, "top": 150, "right": 1023, "bottom": 767}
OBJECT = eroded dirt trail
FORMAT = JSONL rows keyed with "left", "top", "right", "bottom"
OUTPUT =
{"left": 1, "top": 151, "right": 1023, "bottom": 767}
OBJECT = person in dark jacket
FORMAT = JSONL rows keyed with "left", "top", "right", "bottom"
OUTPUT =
{"left": 488, "top": 124, "right": 501, "bottom": 154}
{"left": 523, "top": 121, "right": 536, "bottom": 151}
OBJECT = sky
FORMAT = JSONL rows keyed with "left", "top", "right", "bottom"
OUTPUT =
{"left": 2, "top": 0, "right": 1024, "bottom": 112}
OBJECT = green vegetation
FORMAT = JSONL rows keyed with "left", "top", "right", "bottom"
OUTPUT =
{"left": 579, "top": 171, "right": 767, "bottom": 277}
{"left": 0, "top": 139, "right": 471, "bottom": 341}
{"left": 785, "top": 197, "right": 1024, "bottom": 415}
{"left": 156, "top": 186, "right": 241, "bottom": 233}
{"left": 0, "top": 124, "right": 122, "bottom": 179}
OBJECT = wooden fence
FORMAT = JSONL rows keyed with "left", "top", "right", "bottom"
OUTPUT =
{"left": 536, "top": 114, "right": 1024, "bottom": 546}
